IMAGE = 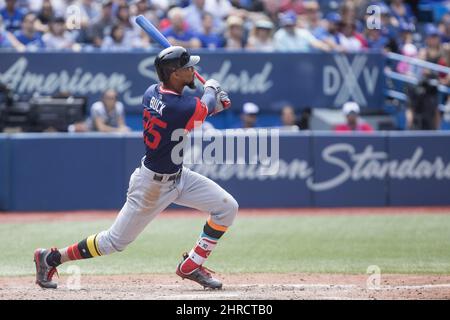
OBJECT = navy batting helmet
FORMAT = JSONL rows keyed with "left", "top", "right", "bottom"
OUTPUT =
{"left": 154, "top": 46, "right": 200, "bottom": 82}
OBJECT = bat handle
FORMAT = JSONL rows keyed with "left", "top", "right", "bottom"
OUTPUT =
{"left": 194, "top": 71, "right": 206, "bottom": 84}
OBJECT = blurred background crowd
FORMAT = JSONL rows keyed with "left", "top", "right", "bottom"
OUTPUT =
{"left": 0, "top": 0, "right": 449, "bottom": 55}
{"left": 1, "top": 0, "right": 450, "bottom": 132}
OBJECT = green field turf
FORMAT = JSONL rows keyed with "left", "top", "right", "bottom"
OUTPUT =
{"left": 1, "top": 214, "right": 449, "bottom": 276}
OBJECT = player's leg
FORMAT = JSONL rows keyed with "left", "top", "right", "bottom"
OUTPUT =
{"left": 34, "top": 166, "right": 179, "bottom": 288}
{"left": 172, "top": 167, "right": 238, "bottom": 289}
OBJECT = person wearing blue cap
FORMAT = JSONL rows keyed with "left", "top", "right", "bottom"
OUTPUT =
{"left": 316, "top": 12, "right": 344, "bottom": 52}
{"left": 273, "top": 10, "right": 330, "bottom": 52}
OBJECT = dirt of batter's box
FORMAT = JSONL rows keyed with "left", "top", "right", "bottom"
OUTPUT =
{"left": 1, "top": 273, "right": 449, "bottom": 300}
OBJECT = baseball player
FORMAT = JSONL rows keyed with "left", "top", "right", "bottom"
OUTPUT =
{"left": 34, "top": 46, "right": 238, "bottom": 290}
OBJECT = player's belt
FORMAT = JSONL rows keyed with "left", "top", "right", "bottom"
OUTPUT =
{"left": 152, "top": 169, "right": 182, "bottom": 182}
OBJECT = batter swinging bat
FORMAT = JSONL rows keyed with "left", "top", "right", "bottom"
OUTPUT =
{"left": 135, "top": 15, "right": 206, "bottom": 84}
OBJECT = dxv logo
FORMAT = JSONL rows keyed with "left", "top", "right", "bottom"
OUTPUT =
{"left": 323, "top": 55, "right": 380, "bottom": 107}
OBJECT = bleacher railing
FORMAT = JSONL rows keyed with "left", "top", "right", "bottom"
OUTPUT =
{"left": 384, "top": 51, "right": 450, "bottom": 102}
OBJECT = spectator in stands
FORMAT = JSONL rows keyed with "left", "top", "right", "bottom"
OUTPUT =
{"left": 42, "top": 16, "right": 76, "bottom": 50}
{"left": 90, "top": 0, "right": 116, "bottom": 48}
{"left": 77, "top": 0, "right": 101, "bottom": 25}
{"left": 438, "top": 13, "right": 450, "bottom": 43}
{"left": 89, "top": 89, "right": 131, "bottom": 133}
{"left": 198, "top": 12, "right": 225, "bottom": 49}
{"left": 224, "top": 15, "right": 246, "bottom": 49}
{"left": 35, "top": 0, "right": 55, "bottom": 33}
{"left": 395, "top": 22, "right": 418, "bottom": 76}
{"left": 0, "top": 0, "right": 25, "bottom": 33}
{"left": 116, "top": 3, "right": 141, "bottom": 45}
{"left": 406, "top": 74, "right": 441, "bottom": 130}
{"left": 183, "top": 0, "right": 206, "bottom": 34}
{"left": 279, "top": 104, "right": 311, "bottom": 130}
{"left": 279, "top": 0, "right": 303, "bottom": 15}
{"left": 396, "top": 43, "right": 419, "bottom": 76}
{"left": 101, "top": 23, "right": 133, "bottom": 51}
{"left": 297, "top": 107, "right": 311, "bottom": 130}
{"left": 70, "top": 0, "right": 100, "bottom": 44}
{"left": 147, "top": 0, "right": 171, "bottom": 18}
{"left": 241, "top": 102, "right": 259, "bottom": 128}
{"left": 14, "top": 12, "right": 45, "bottom": 49}
{"left": 396, "top": 21, "right": 416, "bottom": 52}
{"left": 131, "top": 0, "right": 152, "bottom": 17}
{"left": 163, "top": 7, "right": 201, "bottom": 49}
{"left": 337, "top": 20, "right": 365, "bottom": 52}
{"left": 28, "top": 0, "right": 67, "bottom": 17}
{"left": 116, "top": 3, "right": 133, "bottom": 30}
{"left": 334, "top": 101, "right": 374, "bottom": 132}
{"left": 339, "top": 0, "right": 358, "bottom": 26}
{"left": 441, "top": 43, "right": 450, "bottom": 84}
{"left": 418, "top": 24, "right": 446, "bottom": 80}
{"left": 303, "top": 0, "right": 325, "bottom": 37}
{"left": 390, "top": 0, "right": 415, "bottom": 27}
{"left": 273, "top": 10, "right": 330, "bottom": 52}
{"left": 365, "top": 24, "right": 389, "bottom": 52}
{"left": 0, "top": 14, "right": 25, "bottom": 50}
{"left": 255, "top": 0, "right": 282, "bottom": 25}
{"left": 280, "top": 104, "right": 300, "bottom": 130}
{"left": 130, "top": 0, "right": 159, "bottom": 49}
{"left": 318, "top": 12, "right": 344, "bottom": 52}
{"left": 205, "top": 0, "right": 235, "bottom": 33}
{"left": 440, "top": 42, "right": 450, "bottom": 124}
{"left": 246, "top": 19, "right": 275, "bottom": 51}
{"left": 378, "top": 2, "right": 399, "bottom": 48}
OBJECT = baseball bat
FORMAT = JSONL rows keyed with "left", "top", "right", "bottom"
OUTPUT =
{"left": 135, "top": 15, "right": 206, "bottom": 84}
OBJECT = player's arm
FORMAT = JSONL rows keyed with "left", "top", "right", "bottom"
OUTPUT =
{"left": 184, "top": 80, "right": 231, "bottom": 132}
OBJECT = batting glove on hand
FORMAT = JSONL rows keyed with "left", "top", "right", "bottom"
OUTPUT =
{"left": 219, "top": 90, "right": 231, "bottom": 109}
{"left": 211, "top": 90, "right": 231, "bottom": 115}
{"left": 204, "top": 79, "right": 221, "bottom": 93}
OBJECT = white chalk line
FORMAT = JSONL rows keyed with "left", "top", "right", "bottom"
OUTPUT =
{"left": 2, "top": 283, "right": 450, "bottom": 291}
{"left": 154, "top": 292, "right": 242, "bottom": 299}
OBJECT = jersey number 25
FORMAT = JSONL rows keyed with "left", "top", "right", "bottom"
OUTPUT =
{"left": 143, "top": 109, "right": 167, "bottom": 149}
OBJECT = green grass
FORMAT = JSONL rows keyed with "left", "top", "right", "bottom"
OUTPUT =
{"left": 1, "top": 214, "right": 450, "bottom": 276}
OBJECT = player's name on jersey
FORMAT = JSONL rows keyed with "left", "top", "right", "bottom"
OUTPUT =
{"left": 148, "top": 96, "right": 166, "bottom": 116}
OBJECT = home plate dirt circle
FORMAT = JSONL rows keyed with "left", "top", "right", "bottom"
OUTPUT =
{"left": 1, "top": 274, "right": 449, "bottom": 300}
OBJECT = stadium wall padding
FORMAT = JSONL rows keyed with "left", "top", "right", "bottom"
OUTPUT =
{"left": 0, "top": 136, "right": 10, "bottom": 210}
{"left": 387, "top": 132, "right": 450, "bottom": 206}
{"left": 1, "top": 132, "right": 450, "bottom": 211}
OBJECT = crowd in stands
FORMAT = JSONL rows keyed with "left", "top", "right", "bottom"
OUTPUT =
{"left": 2, "top": 0, "right": 450, "bottom": 131}
{"left": 0, "top": 0, "right": 449, "bottom": 54}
